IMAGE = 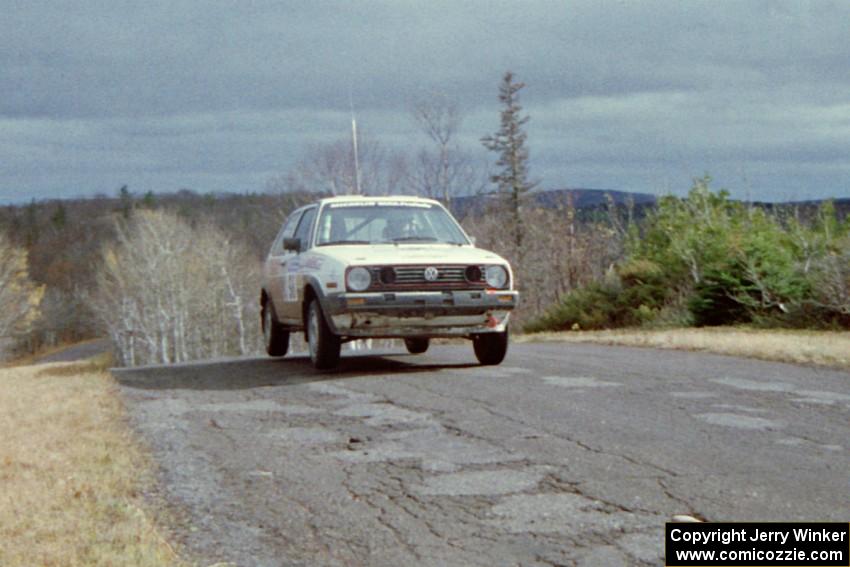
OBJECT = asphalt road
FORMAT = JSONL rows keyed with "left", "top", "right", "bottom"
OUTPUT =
{"left": 115, "top": 342, "right": 850, "bottom": 567}
{"left": 33, "top": 338, "right": 110, "bottom": 363}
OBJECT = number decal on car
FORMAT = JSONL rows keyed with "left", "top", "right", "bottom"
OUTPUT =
{"left": 284, "top": 273, "right": 299, "bottom": 302}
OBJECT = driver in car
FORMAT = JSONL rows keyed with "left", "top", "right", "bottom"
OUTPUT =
{"left": 383, "top": 215, "right": 413, "bottom": 241}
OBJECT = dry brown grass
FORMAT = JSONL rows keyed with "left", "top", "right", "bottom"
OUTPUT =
{"left": 0, "top": 357, "right": 188, "bottom": 567}
{"left": 518, "top": 327, "right": 850, "bottom": 370}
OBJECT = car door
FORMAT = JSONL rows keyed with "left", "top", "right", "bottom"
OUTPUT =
{"left": 280, "top": 205, "right": 318, "bottom": 322}
{"left": 265, "top": 208, "right": 304, "bottom": 318}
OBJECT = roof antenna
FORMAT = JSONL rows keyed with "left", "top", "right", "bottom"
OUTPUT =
{"left": 349, "top": 90, "right": 363, "bottom": 195}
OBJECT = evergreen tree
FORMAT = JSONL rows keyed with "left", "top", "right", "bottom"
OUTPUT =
{"left": 118, "top": 185, "right": 133, "bottom": 219}
{"left": 481, "top": 71, "right": 538, "bottom": 250}
{"left": 25, "top": 199, "right": 39, "bottom": 247}
{"left": 51, "top": 202, "right": 67, "bottom": 230}
{"left": 141, "top": 190, "right": 156, "bottom": 209}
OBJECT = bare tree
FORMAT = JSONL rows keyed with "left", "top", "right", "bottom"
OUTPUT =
{"left": 413, "top": 96, "right": 460, "bottom": 152}
{"left": 89, "top": 210, "right": 261, "bottom": 366}
{"left": 410, "top": 95, "right": 484, "bottom": 205}
{"left": 288, "top": 140, "right": 357, "bottom": 195}
{"left": 282, "top": 134, "right": 408, "bottom": 197}
{"left": 463, "top": 204, "right": 622, "bottom": 326}
{"left": 0, "top": 232, "right": 44, "bottom": 351}
{"left": 809, "top": 232, "right": 850, "bottom": 316}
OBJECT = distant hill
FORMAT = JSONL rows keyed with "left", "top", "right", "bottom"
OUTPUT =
{"left": 755, "top": 197, "right": 850, "bottom": 215}
{"left": 450, "top": 188, "right": 657, "bottom": 219}
{"left": 450, "top": 188, "right": 850, "bottom": 220}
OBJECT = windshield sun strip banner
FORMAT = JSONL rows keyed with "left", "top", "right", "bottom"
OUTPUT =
{"left": 327, "top": 202, "right": 432, "bottom": 208}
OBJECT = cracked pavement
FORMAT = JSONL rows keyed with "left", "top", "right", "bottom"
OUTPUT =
{"left": 115, "top": 342, "right": 850, "bottom": 566}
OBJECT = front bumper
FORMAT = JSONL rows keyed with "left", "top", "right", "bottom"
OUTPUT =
{"left": 323, "top": 289, "right": 518, "bottom": 338}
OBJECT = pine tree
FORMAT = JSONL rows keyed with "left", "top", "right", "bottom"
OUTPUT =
{"left": 25, "top": 199, "right": 39, "bottom": 247}
{"left": 118, "top": 185, "right": 133, "bottom": 219}
{"left": 481, "top": 71, "right": 538, "bottom": 251}
{"left": 51, "top": 202, "right": 67, "bottom": 230}
{"left": 141, "top": 191, "right": 156, "bottom": 209}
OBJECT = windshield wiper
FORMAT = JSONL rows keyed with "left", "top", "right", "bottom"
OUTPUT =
{"left": 317, "top": 240, "right": 371, "bottom": 246}
{"left": 391, "top": 236, "right": 438, "bottom": 243}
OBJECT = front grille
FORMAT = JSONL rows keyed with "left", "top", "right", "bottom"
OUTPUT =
{"left": 368, "top": 265, "right": 485, "bottom": 290}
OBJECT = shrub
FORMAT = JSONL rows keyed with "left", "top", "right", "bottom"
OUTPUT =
{"left": 527, "top": 178, "right": 850, "bottom": 332}
{"left": 523, "top": 259, "right": 670, "bottom": 332}
{"left": 524, "top": 282, "right": 621, "bottom": 332}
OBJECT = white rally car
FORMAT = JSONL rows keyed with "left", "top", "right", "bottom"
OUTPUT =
{"left": 260, "top": 195, "right": 518, "bottom": 369}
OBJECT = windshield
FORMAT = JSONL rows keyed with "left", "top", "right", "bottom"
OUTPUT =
{"left": 315, "top": 201, "right": 469, "bottom": 246}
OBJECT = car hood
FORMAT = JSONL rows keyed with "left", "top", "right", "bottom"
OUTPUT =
{"left": 315, "top": 244, "right": 508, "bottom": 266}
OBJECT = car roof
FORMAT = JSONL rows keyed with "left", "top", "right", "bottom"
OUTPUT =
{"left": 317, "top": 195, "right": 442, "bottom": 206}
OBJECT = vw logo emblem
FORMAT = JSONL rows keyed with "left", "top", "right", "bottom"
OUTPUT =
{"left": 423, "top": 266, "right": 439, "bottom": 282}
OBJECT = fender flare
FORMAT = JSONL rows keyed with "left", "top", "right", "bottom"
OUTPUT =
{"left": 301, "top": 275, "right": 343, "bottom": 335}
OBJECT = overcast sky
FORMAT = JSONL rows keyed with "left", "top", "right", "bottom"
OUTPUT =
{"left": 3, "top": 1, "right": 849, "bottom": 203}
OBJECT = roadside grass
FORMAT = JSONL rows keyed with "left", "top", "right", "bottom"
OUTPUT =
{"left": 517, "top": 327, "right": 850, "bottom": 370}
{"left": 0, "top": 356, "right": 188, "bottom": 567}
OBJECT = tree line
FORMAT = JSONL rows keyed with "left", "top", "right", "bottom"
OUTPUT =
{"left": 1, "top": 71, "right": 847, "bottom": 364}
{"left": 0, "top": 190, "right": 301, "bottom": 361}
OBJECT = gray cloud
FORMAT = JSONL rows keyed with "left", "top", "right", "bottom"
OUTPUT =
{"left": 2, "top": 0, "right": 850, "bottom": 202}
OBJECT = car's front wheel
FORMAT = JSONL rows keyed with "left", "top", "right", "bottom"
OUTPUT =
{"left": 263, "top": 300, "right": 289, "bottom": 357}
{"left": 472, "top": 328, "right": 509, "bottom": 365}
{"left": 404, "top": 338, "right": 429, "bottom": 354}
{"left": 307, "top": 298, "right": 341, "bottom": 369}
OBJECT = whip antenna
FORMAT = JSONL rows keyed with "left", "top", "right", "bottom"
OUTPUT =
{"left": 349, "top": 92, "right": 362, "bottom": 195}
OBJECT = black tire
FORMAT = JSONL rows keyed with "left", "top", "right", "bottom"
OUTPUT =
{"left": 262, "top": 299, "right": 289, "bottom": 357}
{"left": 472, "top": 328, "right": 509, "bottom": 365}
{"left": 307, "top": 299, "right": 341, "bottom": 369}
{"left": 404, "top": 338, "right": 430, "bottom": 354}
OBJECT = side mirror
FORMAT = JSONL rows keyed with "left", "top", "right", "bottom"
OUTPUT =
{"left": 469, "top": 236, "right": 477, "bottom": 246}
{"left": 283, "top": 237, "right": 301, "bottom": 252}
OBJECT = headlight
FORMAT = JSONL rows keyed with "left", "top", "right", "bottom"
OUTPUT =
{"left": 485, "top": 265, "right": 508, "bottom": 289}
{"left": 346, "top": 267, "right": 372, "bottom": 291}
